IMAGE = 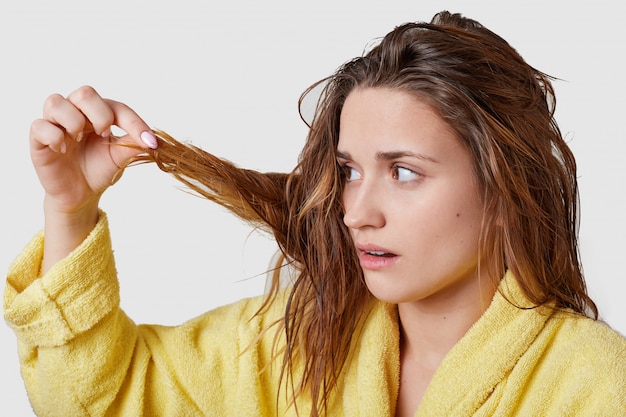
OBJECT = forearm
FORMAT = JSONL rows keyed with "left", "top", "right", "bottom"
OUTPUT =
{"left": 18, "top": 309, "right": 141, "bottom": 416}
{"left": 5, "top": 212, "right": 134, "bottom": 415}
{"left": 42, "top": 195, "right": 99, "bottom": 275}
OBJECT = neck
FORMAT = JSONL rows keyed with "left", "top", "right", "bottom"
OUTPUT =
{"left": 397, "top": 274, "right": 497, "bottom": 370}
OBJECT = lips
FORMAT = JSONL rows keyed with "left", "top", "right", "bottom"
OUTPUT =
{"left": 356, "top": 243, "right": 396, "bottom": 255}
{"left": 356, "top": 244, "right": 399, "bottom": 270}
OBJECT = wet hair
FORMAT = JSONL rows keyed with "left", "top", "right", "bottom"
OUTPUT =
{"left": 133, "top": 10, "right": 597, "bottom": 416}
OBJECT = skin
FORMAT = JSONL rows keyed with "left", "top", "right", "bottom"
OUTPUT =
{"left": 29, "top": 85, "right": 156, "bottom": 277}
{"left": 337, "top": 87, "right": 497, "bottom": 416}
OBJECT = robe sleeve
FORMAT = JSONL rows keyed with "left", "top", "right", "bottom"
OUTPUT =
{"left": 4, "top": 212, "right": 280, "bottom": 417}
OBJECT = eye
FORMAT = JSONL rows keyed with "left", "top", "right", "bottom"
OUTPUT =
{"left": 391, "top": 165, "right": 420, "bottom": 182}
{"left": 339, "top": 164, "right": 362, "bottom": 182}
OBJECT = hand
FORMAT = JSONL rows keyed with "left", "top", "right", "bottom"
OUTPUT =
{"left": 29, "top": 86, "right": 158, "bottom": 273}
{"left": 30, "top": 85, "right": 157, "bottom": 215}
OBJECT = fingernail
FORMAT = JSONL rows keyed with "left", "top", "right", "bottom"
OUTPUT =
{"left": 60, "top": 141, "right": 67, "bottom": 154}
{"left": 140, "top": 131, "right": 158, "bottom": 149}
{"left": 76, "top": 132, "right": 84, "bottom": 142}
{"left": 101, "top": 128, "right": 111, "bottom": 138}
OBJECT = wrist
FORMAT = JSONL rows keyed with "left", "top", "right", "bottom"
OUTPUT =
{"left": 42, "top": 196, "right": 100, "bottom": 274}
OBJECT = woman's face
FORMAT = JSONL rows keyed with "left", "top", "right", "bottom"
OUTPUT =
{"left": 338, "top": 87, "right": 489, "bottom": 307}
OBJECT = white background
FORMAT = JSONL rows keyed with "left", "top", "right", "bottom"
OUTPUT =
{"left": 1, "top": 1, "right": 624, "bottom": 414}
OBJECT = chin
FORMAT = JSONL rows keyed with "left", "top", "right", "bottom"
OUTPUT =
{"left": 364, "top": 276, "right": 424, "bottom": 305}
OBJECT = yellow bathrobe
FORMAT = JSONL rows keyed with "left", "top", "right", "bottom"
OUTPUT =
{"left": 4, "top": 213, "right": 626, "bottom": 416}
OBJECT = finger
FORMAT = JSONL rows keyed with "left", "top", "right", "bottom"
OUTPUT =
{"left": 66, "top": 86, "right": 114, "bottom": 137}
{"left": 105, "top": 99, "right": 158, "bottom": 149}
{"left": 30, "top": 118, "right": 67, "bottom": 154}
{"left": 42, "top": 93, "right": 87, "bottom": 141}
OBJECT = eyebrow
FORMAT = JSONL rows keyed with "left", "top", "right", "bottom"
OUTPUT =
{"left": 336, "top": 150, "right": 438, "bottom": 164}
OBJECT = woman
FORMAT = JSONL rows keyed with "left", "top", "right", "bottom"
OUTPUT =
{"left": 5, "top": 10, "right": 625, "bottom": 417}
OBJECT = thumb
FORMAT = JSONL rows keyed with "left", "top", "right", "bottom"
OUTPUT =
{"left": 103, "top": 98, "right": 158, "bottom": 165}
{"left": 108, "top": 131, "right": 157, "bottom": 166}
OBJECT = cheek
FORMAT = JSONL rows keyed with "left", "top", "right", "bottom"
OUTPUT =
{"left": 450, "top": 200, "right": 485, "bottom": 248}
{"left": 407, "top": 191, "right": 482, "bottom": 238}
{"left": 446, "top": 177, "right": 484, "bottom": 222}
{"left": 341, "top": 185, "right": 359, "bottom": 213}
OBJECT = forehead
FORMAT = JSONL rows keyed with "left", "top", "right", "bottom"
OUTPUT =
{"left": 338, "top": 87, "right": 464, "bottom": 161}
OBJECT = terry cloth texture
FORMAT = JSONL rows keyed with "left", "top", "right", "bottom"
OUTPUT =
{"left": 5, "top": 212, "right": 626, "bottom": 416}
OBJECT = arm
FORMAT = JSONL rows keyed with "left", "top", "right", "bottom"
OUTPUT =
{"left": 5, "top": 213, "right": 137, "bottom": 415}
{"left": 5, "top": 86, "right": 160, "bottom": 414}
{"left": 5, "top": 212, "right": 283, "bottom": 416}
{"left": 29, "top": 86, "right": 157, "bottom": 276}
{"left": 6, "top": 86, "right": 285, "bottom": 416}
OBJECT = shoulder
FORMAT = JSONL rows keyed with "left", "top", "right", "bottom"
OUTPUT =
{"left": 507, "top": 311, "right": 626, "bottom": 415}
{"left": 546, "top": 312, "right": 626, "bottom": 361}
{"left": 539, "top": 311, "right": 626, "bottom": 374}
{"left": 165, "top": 290, "right": 289, "bottom": 352}
{"left": 139, "top": 291, "right": 290, "bottom": 375}
{"left": 539, "top": 312, "right": 626, "bottom": 409}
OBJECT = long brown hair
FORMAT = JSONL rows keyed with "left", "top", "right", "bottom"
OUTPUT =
{"left": 133, "top": 10, "right": 597, "bottom": 416}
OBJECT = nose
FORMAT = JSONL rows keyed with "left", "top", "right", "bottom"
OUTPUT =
{"left": 342, "top": 181, "right": 386, "bottom": 230}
